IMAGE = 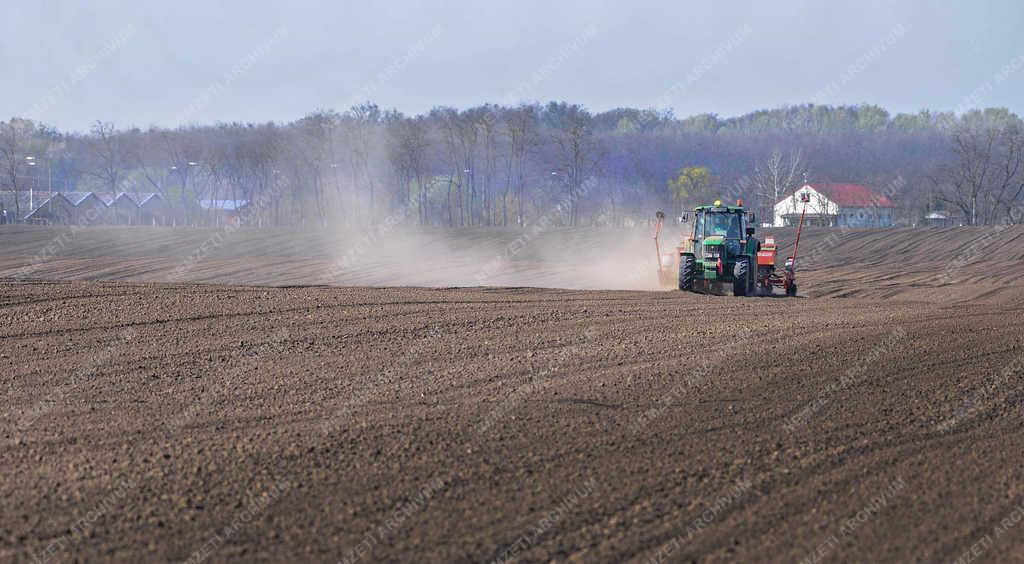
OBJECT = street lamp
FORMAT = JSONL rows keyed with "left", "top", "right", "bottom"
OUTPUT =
{"left": 24, "top": 156, "right": 40, "bottom": 210}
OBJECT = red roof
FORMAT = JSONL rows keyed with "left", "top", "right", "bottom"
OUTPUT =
{"left": 795, "top": 183, "right": 895, "bottom": 207}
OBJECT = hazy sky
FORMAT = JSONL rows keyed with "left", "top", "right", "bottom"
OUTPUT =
{"left": 3, "top": 0, "right": 1023, "bottom": 131}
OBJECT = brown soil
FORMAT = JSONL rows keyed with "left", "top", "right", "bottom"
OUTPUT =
{"left": 1, "top": 225, "right": 1023, "bottom": 562}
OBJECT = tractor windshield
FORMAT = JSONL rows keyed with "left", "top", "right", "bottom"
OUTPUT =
{"left": 704, "top": 211, "right": 741, "bottom": 239}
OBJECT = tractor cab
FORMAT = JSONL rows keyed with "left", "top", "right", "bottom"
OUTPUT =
{"left": 683, "top": 200, "right": 755, "bottom": 260}
{"left": 699, "top": 209, "right": 742, "bottom": 239}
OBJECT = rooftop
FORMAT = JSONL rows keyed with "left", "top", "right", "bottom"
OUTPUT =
{"left": 782, "top": 183, "right": 896, "bottom": 208}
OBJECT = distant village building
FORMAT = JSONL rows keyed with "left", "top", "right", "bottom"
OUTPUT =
{"left": 923, "top": 211, "right": 961, "bottom": 227}
{"left": 774, "top": 183, "right": 895, "bottom": 228}
{"left": 24, "top": 193, "right": 77, "bottom": 224}
{"left": 103, "top": 192, "right": 143, "bottom": 225}
{"left": 0, "top": 190, "right": 95, "bottom": 224}
{"left": 0, "top": 190, "right": 166, "bottom": 226}
{"left": 199, "top": 199, "right": 251, "bottom": 226}
{"left": 101, "top": 192, "right": 168, "bottom": 225}
{"left": 65, "top": 192, "right": 108, "bottom": 223}
{"left": 136, "top": 193, "right": 169, "bottom": 225}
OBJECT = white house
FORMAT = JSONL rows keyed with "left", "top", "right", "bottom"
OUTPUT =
{"left": 774, "top": 183, "right": 895, "bottom": 228}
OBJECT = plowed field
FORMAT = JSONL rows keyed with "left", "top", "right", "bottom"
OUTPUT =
{"left": 2, "top": 225, "right": 1023, "bottom": 562}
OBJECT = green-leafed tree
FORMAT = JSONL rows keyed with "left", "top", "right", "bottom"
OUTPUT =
{"left": 668, "top": 166, "right": 718, "bottom": 212}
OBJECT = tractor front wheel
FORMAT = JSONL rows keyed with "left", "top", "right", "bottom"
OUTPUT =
{"left": 787, "top": 282, "right": 798, "bottom": 297}
{"left": 679, "top": 254, "right": 695, "bottom": 291}
{"left": 733, "top": 257, "right": 750, "bottom": 297}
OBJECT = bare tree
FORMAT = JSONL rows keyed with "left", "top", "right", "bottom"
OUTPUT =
{"left": 986, "top": 122, "right": 1024, "bottom": 222}
{"left": 85, "top": 121, "right": 134, "bottom": 200}
{"left": 136, "top": 128, "right": 174, "bottom": 202}
{"left": 346, "top": 103, "right": 382, "bottom": 222}
{"left": 474, "top": 105, "right": 500, "bottom": 226}
{"left": 454, "top": 110, "right": 479, "bottom": 225}
{"left": 286, "top": 112, "right": 334, "bottom": 226}
{"left": 387, "top": 115, "right": 431, "bottom": 223}
{"left": 545, "top": 102, "right": 601, "bottom": 226}
{"left": 432, "top": 107, "right": 469, "bottom": 227}
{"left": 933, "top": 110, "right": 1024, "bottom": 225}
{"left": 752, "top": 148, "right": 807, "bottom": 224}
{"left": 502, "top": 105, "right": 538, "bottom": 226}
{"left": 0, "top": 118, "right": 34, "bottom": 218}
{"left": 161, "top": 128, "right": 207, "bottom": 224}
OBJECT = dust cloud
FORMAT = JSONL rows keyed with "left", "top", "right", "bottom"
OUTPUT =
{"left": 320, "top": 224, "right": 673, "bottom": 290}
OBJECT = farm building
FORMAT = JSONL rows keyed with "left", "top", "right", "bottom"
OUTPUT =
{"left": 923, "top": 211, "right": 963, "bottom": 227}
{"left": 101, "top": 192, "right": 168, "bottom": 225}
{"left": 136, "top": 193, "right": 169, "bottom": 225}
{"left": 103, "top": 193, "right": 141, "bottom": 225}
{"left": 199, "top": 199, "right": 251, "bottom": 226}
{"left": 24, "top": 193, "right": 77, "bottom": 224}
{"left": 0, "top": 190, "right": 168, "bottom": 226}
{"left": 23, "top": 192, "right": 107, "bottom": 224}
{"left": 774, "top": 183, "right": 895, "bottom": 228}
{"left": 65, "top": 192, "right": 108, "bottom": 224}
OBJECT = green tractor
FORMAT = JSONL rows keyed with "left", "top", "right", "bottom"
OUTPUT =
{"left": 655, "top": 199, "right": 759, "bottom": 296}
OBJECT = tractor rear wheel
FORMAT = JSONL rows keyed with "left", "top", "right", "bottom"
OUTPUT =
{"left": 679, "top": 254, "right": 695, "bottom": 291}
{"left": 733, "top": 257, "right": 750, "bottom": 296}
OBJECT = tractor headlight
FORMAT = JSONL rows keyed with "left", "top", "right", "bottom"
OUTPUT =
{"left": 703, "top": 244, "right": 720, "bottom": 258}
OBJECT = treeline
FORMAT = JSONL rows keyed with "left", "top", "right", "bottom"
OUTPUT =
{"left": 1, "top": 103, "right": 1022, "bottom": 227}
